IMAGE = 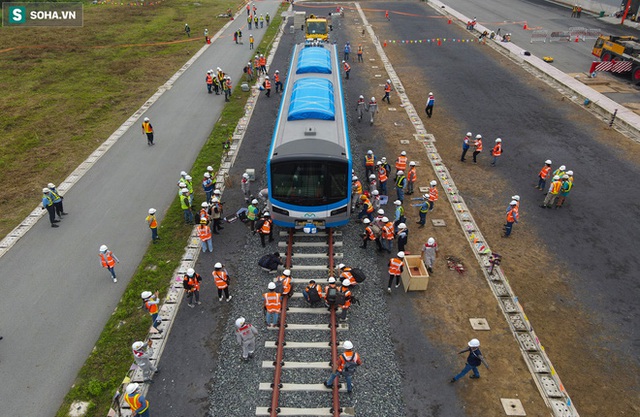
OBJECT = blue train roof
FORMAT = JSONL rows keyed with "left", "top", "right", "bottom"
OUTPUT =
{"left": 287, "top": 78, "right": 335, "bottom": 121}
{"left": 296, "top": 47, "right": 332, "bottom": 74}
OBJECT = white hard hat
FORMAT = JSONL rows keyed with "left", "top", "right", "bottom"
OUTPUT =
{"left": 372, "top": 190, "right": 379, "bottom": 195}
{"left": 363, "top": 218, "right": 371, "bottom": 224}
{"left": 252, "top": 199, "right": 258, "bottom": 204}
{"left": 510, "top": 200, "right": 517, "bottom": 206}
{"left": 559, "top": 165, "right": 566, "bottom": 170}
{"left": 359, "top": 95, "right": 364, "bottom": 99}
{"left": 275, "top": 70, "right": 279, "bottom": 73}
{"left": 185, "top": 175, "right": 192, "bottom": 180}
{"left": 132, "top": 341, "right": 145, "bottom": 351}
{"left": 328, "top": 276, "right": 336, "bottom": 283}
{"left": 397, "top": 170, "right": 404, "bottom": 175}
{"left": 342, "top": 279, "right": 351, "bottom": 287}
{"left": 428, "top": 91, "right": 433, "bottom": 95}
{"left": 511, "top": 195, "right": 520, "bottom": 201}
{"left": 337, "top": 263, "right": 345, "bottom": 270}
{"left": 268, "top": 282, "right": 276, "bottom": 290}
{"left": 562, "top": 175, "right": 569, "bottom": 179}
{"left": 263, "top": 212, "right": 270, "bottom": 217}
{"left": 235, "top": 317, "right": 246, "bottom": 328}
{"left": 553, "top": 175, "right": 560, "bottom": 180}
{"left": 265, "top": 75, "right": 269, "bottom": 79}
{"left": 427, "top": 237, "right": 435, "bottom": 245}
{"left": 144, "top": 117, "right": 149, "bottom": 122}
{"left": 398, "top": 223, "right": 407, "bottom": 229}
{"left": 342, "top": 60, "right": 346, "bottom": 63}
{"left": 466, "top": 132, "right": 472, "bottom": 136}
{"left": 409, "top": 161, "right": 416, "bottom": 166}
{"left": 214, "top": 189, "right": 221, "bottom": 195}
{"left": 283, "top": 269, "right": 291, "bottom": 276}
{"left": 352, "top": 176, "right": 358, "bottom": 181}
{"left": 42, "top": 187, "right": 50, "bottom": 193}
{"left": 141, "top": 291, "right": 152, "bottom": 299}
{"left": 48, "top": 183, "right": 55, "bottom": 188}
{"left": 545, "top": 160, "right": 552, "bottom": 165}
{"left": 377, "top": 209, "right": 384, "bottom": 215}
{"left": 181, "top": 171, "right": 188, "bottom": 176}
{"left": 214, "top": 262, "right": 222, "bottom": 269}
{"left": 376, "top": 161, "right": 382, "bottom": 166}
{"left": 179, "top": 182, "right": 187, "bottom": 188}
{"left": 381, "top": 157, "right": 387, "bottom": 162}
{"left": 204, "top": 172, "right": 211, "bottom": 178}
{"left": 430, "top": 180, "right": 437, "bottom": 186}
{"left": 394, "top": 200, "right": 401, "bottom": 206}
{"left": 212, "top": 197, "right": 219, "bottom": 203}
{"left": 468, "top": 338, "right": 480, "bottom": 348}
{"left": 400, "top": 151, "right": 406, "bottom": 156}
{"left": 397, "top": 251, "right": 405, "bottom": 258}
{"left": 201, "top": 202, "right": 208, "bottom": 208}
{"left": 148, "top": 208, "right": 156, "bottom": 214}
{"left": 187, "top": 268, "right": 195, "bottom": 277}
{"left": 382, "top": 216, "right": 389, "bottom": 222}
{"left": 181, "top": 188, "right": 189, "bottom": 194}
{"left": 423, "top": 194, "right": 429, "bottom": 199}
{"left": 243, "top": 173, "right": 250, "bottom": 178}
{"left": 475, "top": 134, "right": 482, "bottom": 139}
{"left": 100, "top": 245, "right": 108, "bottom": 252}
{"left": 367, "top": 149, "right": 373, "bottom": 155}
{"left": 567, "top": 170, "right": 573, "bottom": 175}
{"left": 207, "top": 165, "right": 214, "bottom": 171}
{"left": 386, "top": 79, "right": 391, "bottom": 83}
{"left": 371, "top": 97, "right": 376, "bottom": 101}
{"left": 343, "top": 340, "right": 354, "bottom": 350}
{"left": 369, "top": 174, "right": 376, "bottom": 179}
{"left": 495, "top": 138, "right": 502, "bottom": 143}
{"left": 125, "top": 383, "right": 139, "bottom": 395}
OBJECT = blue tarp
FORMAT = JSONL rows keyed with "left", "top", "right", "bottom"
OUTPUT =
{"left": 296, "top": 47, "right": 332, "bottom": 74}
{"left": 288, "top": 78, "right": 335, "bottom": 121}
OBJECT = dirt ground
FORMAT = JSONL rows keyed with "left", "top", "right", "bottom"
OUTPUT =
{"left": 347, "top": 3, "right": 640, "bottom": 416}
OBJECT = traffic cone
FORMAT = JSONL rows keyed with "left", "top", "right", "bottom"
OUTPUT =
{"left": 383, "top": 41, "right": 387, "bottom": 47}
{"left": 448, "top": 19, "right": 451, "bottom": 24}
{"left": 523, "top": 22, "right": 528, "bottom": 30}
{"left": 574, "top": 36, "right": 579, "bottom": 43}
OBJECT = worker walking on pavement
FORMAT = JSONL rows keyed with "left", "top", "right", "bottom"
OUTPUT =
{"left": 503, "top": 200, "right": 519, "bottom": 238}
{"left": 235, "top": 317, "right": 259, "bottom": 361}
{"left": 450, "top": 338, "right": 488, "bottom": 382}
{"left": 422, "top": 237, "right": 438, "bottom": 274}
{"left": 213, "top": 262, "right": 232, "bottom": 302}
{"left": 131, "top": 340, "right": 158, "bottom": 383}
{"left": 274, "top": 70, "right": 283, "bottom": 93}
{"left": 535, "top": 160, "right": 552, "bottom": 190}
{"left": 263, "top": 282, "right": 282, "bottom": 328}
{"left": 141, "top": 117, "right": 154, "bottom": 146}
{"left": 366, "top": 96, "right": 379, "bottom": 125}
{"left": 387, "top": 251, "right": 405, "bottom": 293}
{"left": 343, "top": 60, "right": 351, "bottom": 79}
{"left": 324, "top": 341, "right": 363, "bottom": 393}
{"left": 48, "top": 183, "right": 67, "bottom": 219}
{"left": 146, "top": 208, "right": 159, "bottom": 243}
{"left": 42, "top": 187, "right": 60, "bottom": 228}
{"left": 490, "top": 138, "right": 502, "bottom": 166}
{"left": 124, "top": 383, "right": 150, "bottom": 417}
{"left": 183, "top": 268, "right": 202, "bottom": 307}
{"left": 141, "top": 291, "right": 163, "bottom": 333}
{"left": 425, "top": 92, "right": 435, "bottom": 118}
{"left": 356, "top": 95, "right": 366, "bottom": 122}
{"left": 99, "top": 244, "right": 120, "bottom": 282}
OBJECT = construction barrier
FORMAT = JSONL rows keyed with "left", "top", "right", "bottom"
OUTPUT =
{"left": 584, "top": 28, "right": 603, "bottom": 40}
{"left": 569, "top": 27, "right": 587, "bottom": 41}
{"left": 549, "top": 31, "right": 571, "bottom": 42}
{"left": 530, "top": 29, "right": 548, "bottom": 43}
{"left": 590, "top": 60, "right": 634, "bottom": 74}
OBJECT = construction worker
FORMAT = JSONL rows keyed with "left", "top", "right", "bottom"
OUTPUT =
{"left": 412, "top": 194, "right": 429, "bottom": 227}
{"left": 141, "top": 291, "right": 162, "bottom": 333}
{"left": 263, "top": 282, "right": 282, "bottom": 328}
{"left": 552, "top": 165, "right": 566, "bottom": 180}
{"left": 180, "top": 188, "right": 193, "bottom": 225}
{"left": 259, "top": 14, "right": 264, "bottom": 28}
{"left": 247, "top": 199, "right": 259, "bottom": 231}
{"left": 396, "top": 223, "right": 408, "bottom": 252}
{"left": 202, "top": 172, "right": 214, "bottom": 203}
{"left": 357, "top": 44, "right": 363, "bottom": 62}
{"left": 472, "top": 134, "right": 483, "bottom": 164}
{"left": 183, "top": 268, "right": 202, "bottom": 307}
{"left": 371, "top": 189, "right": 381, "bottom": 211}
{"left": 47, "top": 183, "right": 67, "bottom": 219}
{"left": 263, "top": 75, "right": 272, "bottom": 97}
{"left": 503, "top": 200, "right": 519, "bottom": 237}
{"left": 490, "top": 138, "right": 502, "bottom": 166}
{"left": 422, "top": 237, "right": 438, "bottom": 274}
{"left": 337, "top": 263, "right": 354, "bottom": 284}
{"left": 257, "top": 212, "right": 274, "bottom": 247}
{"left": 383, "top": 79, "right": 392, "bottom": 104}
{"left": 556, "top": 175, "right": 572, "bottom": 208}
{"left": 241, "top": 172, "right": 251, "bottom": 202}
{"left": 393, "top": 199, "right": 405, "bottom": 233}
{"left": 141, "top": 117, "right": 154, "bottom": 146}
{"left": 536, "top": 160, "right": 552, "bottom": 190}
{"left": 209, "top": 196, "right": 224, "bottom": 234}
{"left": 265, "top": 12, "right": 270, "bottom": 26}
{"left": 212, "top": 72, "right": 220, "bottom": 94}
{"left": 213, "top": 262, "right": 232, "bottom": 302}
{"left": 367, "top": 96, "right": 378, "bottom": 125}
{"left": 460, "top": 132, "right": 472, "bottom": 162}
{"left": 395, "top": 151, "right": 407, "bottom": 174}
{"left": 566, "top": 170, "right": 574, "bottom": 184}
{"left": 274, "top": 70, "right": 283, "bottom": 93}
{"left": 511, "top": 195, "right": 521, "bottom": 210}
{"left": 185, "top": 23, "right": 191, "bottom": 37}
{"left": 303, "top": 279, "right": 323, "bottom": 304}
{"left": 184, "top": 175, "right": 194, "bottom": 204}
{"left": 259, "top": 54, "right": 267, "bottom": 75}
{"left": 235, "top": 317, "right": 258, "bottom": 361}
{"left": 358, "top": 194, "right": 374, "bottom": 221}
{"left": 42, "top": 188, "right": 60, "bottom": 227}
{"left": 275, "top": 269, "right": 293, "bottom": 297}
{"left": 364, "top": 149, "right": 375, "bottom": 177}
{"left": 428, "top": 180, "right": 438, "bottom": 211}
{"left": 377, "top": 161, "right": 388, "bottom": 195}
{"left": 541, "top": 176, "right": 562, "bottom": 208}
{"left": 324, "top": 341, "right": 363, "bottom": 394}
{"left": 258, "top": 251, "right": 283, "bottom": 272}
{"left": 224, "top": 76, "right": 232, "bottom": 102}
{"left": 356, "top": 95, "right": 366, "bottom": 122}
{"left": 99, "top": 244, "right": 120, "bottom": 282}
{"left": 124, "top": 383, "right": 150, "bottom": 417}
{"left": 254, "top": 14, "right": 258, "bottom": 28}
{"left": 337, "top": 279, "right": 353, "bottom": 321}
{"left": 206, "top": 70, "right": 214, "bottom": 93}
{"left": 131, "top": 340, "right": 157, "bottom": 383}
{"left": 146, "top": 208, "right": 159, "bottom": 243}
{"left": 368, "top": 174, "right": 377, "bottom": 195}
{"left": 395, "top": 170, "right": 406, "bottom": 203}
{"left": 244, "top": 61, "right": 254, "bottom": 80}
{"left": 406, "top": 162, "right": 417, "bottom": 195}
{"left": 380, "top": 156, "right": 392, "bottom": 178}
{"left": 248, "top": 33, "right": 254, "bottom": 49}
{"left": 324, "top": 276, "right": 339, "bottom": 307}
{"left": 381, "top": 217, "right": 395, "bottom": 253}
{"left": 342, "top": 60, "right": 351, "bottom": 79}
{"left": 351, "top": 176, "right": 362, "bottom": 210}
{"left": 247, "top": 14, "right": 252, "bottom": 29}
{"left": 450, "top": 339, "right": 488, "bottom": 382}
{"left": 425, "top": 92, "right": 435, "bottom": 118}
{"left": 196, "top": 219, "right": 213, "bottom": 253}
{"left": 385, "top": 10, "right": 390, "bottom": 20}
{"left": 387, "top": 251, "right": 405, "bottom": 293}
{"left": 344, "top": 41, "right": 351, "bottom": 61}
{"left": 198, "top": 202, "right": 210, "bottom": 225}
{"left": 360, "top": 218, "right": 378, "bottom": 249}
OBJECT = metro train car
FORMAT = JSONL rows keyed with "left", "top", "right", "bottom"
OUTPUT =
{"left": 267, "top": 41, "right": 352, "bottom": 231}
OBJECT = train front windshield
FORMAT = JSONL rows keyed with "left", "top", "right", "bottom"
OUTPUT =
{"left": 271, "top": 160, "right": 349, "bottom": 206}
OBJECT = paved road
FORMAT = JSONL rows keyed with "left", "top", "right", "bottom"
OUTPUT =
{"left": 0, "top": 2, "right": 281, "bottom": 416}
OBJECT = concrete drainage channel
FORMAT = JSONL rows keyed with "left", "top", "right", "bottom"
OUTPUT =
{"left": 355, "top": 2, "right": 580, "bottom": 417}
{"left": 110, "top": 6, "right": 293, "bottom": 417}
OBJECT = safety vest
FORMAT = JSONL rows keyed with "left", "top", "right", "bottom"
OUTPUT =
{"left": 428, "top": 187, "right": 438, "bottom": 202}
{"left": 254, "top": 16, "right": 258, "bottom": 24}
{"left": 145, "top": 299, "right": 158, "bottom": 315}
{"left": 396, "top": 175, "right": 406, "bottom": 188}
{"left": 43, "top": 194, "right": 54, "bottom": 207}
{"left": 365, "top": 154, "right": 375, "bottom": 167}
{"left": 419, "top": 201, "right": 429, "bottom": 213}
{"left": 353, "top": 180, "right": 362, "bottom": 194}
{"left": 142, "top": 121, "right": 153, "bottom": 134}
{"left": 382, "top": 223, "right": 394, "bottom": 240}
{"left": 475, "top": 139, "right": 483, "bottom": 152}
{"left": 217, "top": 71, "right": 224, "bottom": 82}
{"left": 277, "top": 275, "right": 292, "bottom": 294}
{"left": 274, "top": 73, "right": 280, "bottom": 83}
{"left": 552, "top": 169, "right": 565, "bottom": 178}
{"left": 100, "top": 251, "right": 115, "bottom": 268}
{"left": 213, "top": 270, "right": 229, "bottom": 289}
{"left": 197, "top": 225, "right": 211, "bottom": 241}
{"left": 395, "top": 155, "right": 407, "bottom": 171}
{"left": 388, "top": 257, "right": 403, "bottom": 275}
{"left": 264, "top": 79, "right": 271, "bottom": 89}
{"left": 247, "top": 205, "right": 258, "bottom": 220}
{"left": 550, "top": 180, "right": 562, "bottom": 194}
{"left": 364, "top": 226, "right": 375, "bottom": 240}
{"left": 206, "top": 74, "right": 213, "bottom": 85}
{"left": 385, "top": 82, "right": 391, "bottom": 93}
{"left": 146, "top": 214, "right": 157, "bottom": 229}
{"left": 339, "top": 351, "right": 360, "bottom": 372}
{"left": 396, "top": 205, "right": 404, "bottom": 219}
{"left": 343, "top": 62, "right": 351, "bottom": 72}
{"left": 364, "top": 200, "right": 374, "bottom": 213}
{"left": 249, "top": 35, "right": 254, "bottom": 44}
{"left": 507, "top": 207, "right": 518, "bottom": 223}
{"left": 180, "top": 194, "right": 190, "bottom": 210}
{"left": 259, "top": 16, "right": 264, "bottom": 22}
{"left": 492, "top": 143, "right": 502, "bottom": 156}
{"left": 185, "top": 275, "right": 201, "bottom": 291}
{"left": 260, "top": 219, "right": 272, "bottom": 234}
{"left": 263, "top": 291, "right": 281, "bottom": 312}
{"left": 539, "top": 166, "right": 551, "bottom": 179}
{"left": 199, "top": 208, "right": 209, "bottom": 222}
{"left": 185, "top": 180, "right": 193, "bottom": 194}
{"left": 563, "top": 180, "right": 573, "bottom": 192}
{"left": 407, "top": 167, "right": 417, "bottom": 182}
{"left": 378, "top": 167, "right": 387, "bottom": 182}
{"left": 226, "top": 79, "right": 232, "bottom": 89}
{"left": 340, "top": 287, "right": 352, "bottom": 308}
{"left": 340, "top": 268, "right": 354, "bottom": 282}
{"left": 259, "top": 56, "right": 266, "bottom": 66}
{"left": 125, "top": 393, "right": 149, "bottom": 414}
{"left": 357, "top": 45, "right": 363, "bottom": 55}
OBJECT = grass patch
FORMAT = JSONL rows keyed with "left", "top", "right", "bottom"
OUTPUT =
{"left": 54, "top": 6, "right": 286, "bottom": 416}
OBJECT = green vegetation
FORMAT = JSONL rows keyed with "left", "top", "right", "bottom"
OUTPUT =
{"left": 53, "top": 5, "right": 286, "bottom": 416}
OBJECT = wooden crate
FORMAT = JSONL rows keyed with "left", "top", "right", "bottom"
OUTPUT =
{"left": 401, "top": 255, "right": 429, "bottom": 291}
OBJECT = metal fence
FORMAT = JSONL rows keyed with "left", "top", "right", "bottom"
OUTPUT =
{"left": 549, "top": 31, "right": 572, "bottom": 42}
{"left": 530, "top": 29, "right": 548, "bottom": 43}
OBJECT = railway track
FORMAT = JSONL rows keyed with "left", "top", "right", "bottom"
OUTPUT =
{"left": 255, "top": 228, "right": 355, "bottom": 417}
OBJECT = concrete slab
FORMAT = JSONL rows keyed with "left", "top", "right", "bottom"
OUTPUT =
{"left": 469, "top": 317, "right": 491, "bottom": 330}
{"left": 432, "top": 219, "right": 446, "bottom": 227}
{"left": 500, "top": 398, "right": 526, "bottom": 416}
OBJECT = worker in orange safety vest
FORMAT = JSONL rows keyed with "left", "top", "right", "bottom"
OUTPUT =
{"left": 124, "top": 383, "right": 150, "bottom": 417}
{"left": 213, "top": 262, "right": 232, "bottom": 302}
{"left": 387, "top": 251, "right": 405, "bottom": 293}
{"left": 263, "top": 282, "right": 282, "bottom": 328}
{"left": 490, "top": 138, "right": 502, "bottom": 166}
{"left": 541, "top": 175, "right": 562, "bottom": 208}
{"left": 99, "top": 244, "right": 120, "bottom": 282}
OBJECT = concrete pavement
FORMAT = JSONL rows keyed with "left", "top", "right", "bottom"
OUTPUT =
{"left": 0, "top": 1, "right": 282, "bottom": 416}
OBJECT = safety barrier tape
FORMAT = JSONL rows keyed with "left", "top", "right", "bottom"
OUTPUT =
{"left": 355, "top": 2, "right": 579, "bottom": 416}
